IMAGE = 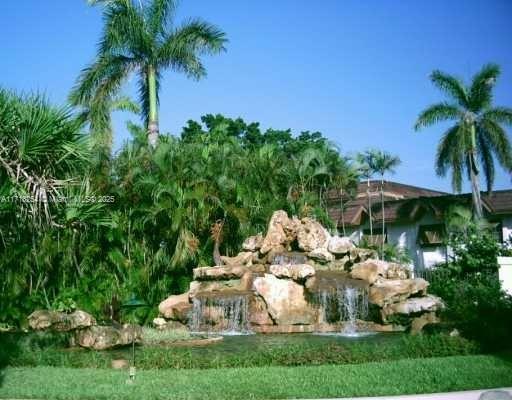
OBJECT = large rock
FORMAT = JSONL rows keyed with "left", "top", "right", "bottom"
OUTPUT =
{"left": 189, "top": 273, "right": 253, "bottom": 297}
{"left": 249, "top": 295, "right": 274, "bottom": 325}
{"left": 328, "top": 256, "right": 351, "bottom": 271}
{"left": 328, "top": 236, "right": 355, "bottom": 255}
{"left": 369, "top": 278, "right": 429, "bottom": 307}
{"left": 269, "top": 264, "right": 315, "bottom": 281}
{"left": 28, "top": 310, "right": 96, "bottom": 332}
{"left": 410, "top": 312, "right": 441, "bottom": 335}
{"left": 193, "top": 265, "right": 249, "bottom": 281}
{"left": 220, "top": 252, "right": 254, "bottom": 267}
{"left": 297, "top": 218, "right": 331, "bottom": 252}
{"left": 308, "top": 248, "right": 334, "bottom": 263}
{"left": 76, "top": 324, "right": 142, "bottom": 350}
{"left": 158, "top": 292, "right": 192, "bottom": 322}
{"left": 253, "top": 274, "right": 317, "bottom": 325}
{"left": 386, "top": 263, "right": 411, "bottom": 280}
{"left": 350, "top": 259, "right": 389, "bottom": 284}
{"left": 382, "top": 295, "right": 444, "bottom": 318}
{"left": 349, "top": 248, "right": 378, "bottom": 263}
{"left": 242, "top": 234, "right": 264, "bottom": 251}
{"left": 260, "top": 211, "right": 299, "bottom": 254}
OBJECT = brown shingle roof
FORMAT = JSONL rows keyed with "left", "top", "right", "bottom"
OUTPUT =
{"left": 327, "top": 181, "right": 512, "bottom": 228}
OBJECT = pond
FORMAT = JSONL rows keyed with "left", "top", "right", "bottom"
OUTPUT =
{"left": 108, "top": 332, "right": 404, "bottom": 360}
{"left": 188, "top": 332, "right": 401, "bottom": 354}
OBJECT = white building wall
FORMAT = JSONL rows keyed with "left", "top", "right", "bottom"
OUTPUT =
{"left": 347, "top": 213, "right": 512, "bottom": 270}
{"left": 346, "top": 213, "right": 448, "bottom": 271}
{"left": 502, "top": 216, "right": 512, "bottom": 247}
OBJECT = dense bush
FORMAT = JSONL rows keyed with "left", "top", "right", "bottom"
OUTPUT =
{"left": 429, "top": 225, "right": 512, "bottom": 350}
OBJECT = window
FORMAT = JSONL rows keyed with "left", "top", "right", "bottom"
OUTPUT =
{"left": 363, "top": 228, "right": 387, "bottom": 246}
{"left": 418, "top": 224, "right": 445, "bottom": 247}
{"left": 489, "top": 220, "right": 504, "bottom": 243}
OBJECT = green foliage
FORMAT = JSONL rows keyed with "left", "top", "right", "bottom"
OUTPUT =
{"left": 428, "top": 224, "right": 512, "bottom": 350}
{"left": 51, "top": 295, "right": 77, "bottom": 314}
{"left": 1, "top": 333, "right": 478, "bottom": 370}
{"left": 0, "top": 105, "right": 359, "bottom": 327}
{"left": 359, "top": 240, "right": 412, "bottom": 265}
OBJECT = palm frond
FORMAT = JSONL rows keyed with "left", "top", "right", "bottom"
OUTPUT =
{"left": 479, "top": 117, "right": 512, "bottom": 171}
{"left": 469, "top": 63, "right": 500, "bottom": 111}
{"left": 477, "top": 129, "right": 495, "bottom": 193}
{"left": 70, "top": 55, "right": 135, "bottom": 106}
{"left": 366, "top": 149, "right": 401, "bottom": 176}
{"left": 483, "top": 107, "right": 512, "bottom": 126}
{"left": 430, "top": 70, "right": 469, "bottom": 106}
{"left": 147, "top": 0, "right": 177, "bottom": 37}
{"left": 111, "top": 95, "right": 141, "bottom": 114}
{"left": 99, "top": 0, "right": 151, "bottom": 57}
{"left": 414, "top": 102, "right": 461, "bottom": 130}
{"left": 435, "top": 125, "right": 465, "bottom": 192}
{"left": 158, "top": 19, "right": 227, "bottom": 79}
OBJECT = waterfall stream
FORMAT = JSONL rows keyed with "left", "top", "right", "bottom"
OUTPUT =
{"left": 316, "top": 285, "right": 369, "bottom": 336}
{"left": 188, "top": 293, "right": 252, "bottom": 335}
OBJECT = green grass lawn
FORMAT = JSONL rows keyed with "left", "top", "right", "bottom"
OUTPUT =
{"left": 1, "top": 354, "right": 511, "bottom": 400}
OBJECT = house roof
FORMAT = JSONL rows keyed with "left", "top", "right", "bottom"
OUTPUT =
{"left": 327, "top": 180, "right": 512, "bottom": 228}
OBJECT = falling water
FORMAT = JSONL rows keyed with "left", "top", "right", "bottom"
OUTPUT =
{"left": 189, "top": 294, "right": 252, "bottom": 335}
{"left": 269, "top": 252, "right": 308, "bottom": 265}
{"left": 316, "top": 285, "right": 369, "bottom": 336}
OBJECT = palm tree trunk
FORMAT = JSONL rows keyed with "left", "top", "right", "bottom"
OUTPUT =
{"left": 380, "top": 176, "right": 385, "bottom": 259}
{"left": 469, "top": 125, "right": 483, "bottom": 219}
{"left": 469, "top": 153, "right": 483, "bottom": 219}
{"left": 367, "top": 178, "right": 373, "bottom": 238}
{"left": 339, "top": 188, "right": 346, "bottom": 236}
{"left": 213, "top": 239, "right": 223, "bottom": 266}
{"left": 147, "top": 65, "right": 159, "bottom": 148}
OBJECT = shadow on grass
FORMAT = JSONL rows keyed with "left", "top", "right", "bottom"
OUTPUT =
{"left": 0, "top": 332, "right": 20, "bottom": 387}
{"left": 494, "top": 350, "right": 512, "bottom": 366}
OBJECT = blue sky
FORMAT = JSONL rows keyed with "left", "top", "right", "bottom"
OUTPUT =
{"left": 1, "top": 0, "right": 511, "bottom": 192}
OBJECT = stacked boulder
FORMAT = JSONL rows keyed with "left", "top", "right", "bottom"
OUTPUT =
{"left": 27, "top": 310, "right": 142, "bottom": 350}
{"left": 158, "top": 210, "right": 444, "bottom": 334}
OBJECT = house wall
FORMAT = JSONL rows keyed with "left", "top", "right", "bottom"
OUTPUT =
{"left": 346, "top": 213, "right": 512, "bottom": 270}
{"left": 347, "top": 214, "right": 448, "bottom": 271}
{"left": 502, "top": 215, "right": 512, "bottom": 247}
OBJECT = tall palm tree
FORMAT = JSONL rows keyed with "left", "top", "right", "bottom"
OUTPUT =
{"left": 331, "top": 161, "right": 359, "bottom": 236}
{"left": 367, "top": 149, "right": 401, "bottom": 258}
{"left": 356, "top": 151, "right": 375, "bottom": 239}
{"left": 415, "top": 64, "right": 512, "bottom": 219}
{"left": 72, "top": 0, "right": 227, "bottom": 147}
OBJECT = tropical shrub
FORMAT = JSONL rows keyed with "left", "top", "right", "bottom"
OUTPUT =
{"left": 428, "top": 224, "right": 512, "bottom": 350}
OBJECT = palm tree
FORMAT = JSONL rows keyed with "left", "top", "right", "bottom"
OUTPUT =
{"left": 331, "top": 161, "right": 359, "bottom": 236}
{"left": 0, "top": 88, "right": 88, "bottom": 226}
{"left": 356, "top": 151, "right": 375, "bottom": 239}
{"left": 415, "top": 64, "right": 512, "bottom": 219}
{"left": 367, "top": 149, "right": 401, "bottom": 258}
{"left": 72, "top": 0, "right": 227, "bottom": 147}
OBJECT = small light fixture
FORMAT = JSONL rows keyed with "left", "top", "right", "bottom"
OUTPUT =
{"left": 121, "top": 293, "right": 148, "bottom": 384}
